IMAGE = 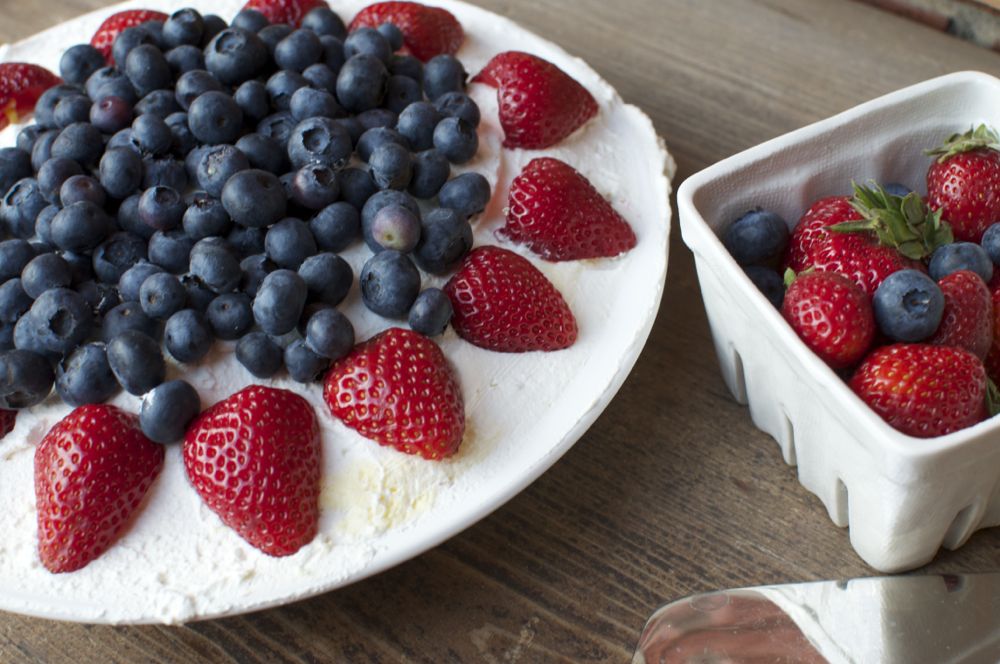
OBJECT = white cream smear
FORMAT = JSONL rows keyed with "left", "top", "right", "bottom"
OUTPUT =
{"left": 0, "top": 0, "right": 674, "bottom": 623}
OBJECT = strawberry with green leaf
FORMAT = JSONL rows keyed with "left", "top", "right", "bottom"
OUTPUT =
{"left": 926, "top": 124, "right": 1000, "bottom": 243}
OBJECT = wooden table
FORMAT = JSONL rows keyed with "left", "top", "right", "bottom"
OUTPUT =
{"left": 2, "top": 0, "right": 999, "bottom": 661}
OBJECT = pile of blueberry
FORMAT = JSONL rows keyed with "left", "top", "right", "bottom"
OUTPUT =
{"left": 0, "top": 5, "right": 491, "bottom": 443}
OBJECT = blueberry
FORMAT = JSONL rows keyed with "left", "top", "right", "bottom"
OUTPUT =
{"left": 0, "top": 239, "right": 35, "bottom": 282}
{"left": 336, "top": 54, "right": 389, "bottom": 113}
{"left": 140, "top": 379, "right": 200, "bottom": 444}
{"left": 872, "top": 269, "right": 944, "bottom": 342}
{"left": 2, "top": 178, "right": 47, "bottom": 238}
{"left": 174, "top": 69, "right": 224, "bottom": 110}
{"left": 369, "top": 143, "right": 412, "bottom": 191}
{"left": 60, "top": 175, "right": 106, "bottom": 208}
{"left": 76, "top": 280, "right": 120, "bottom": 317}
{"left": 361, "top": 189, "right": 420, "bottom": 248}
{"left": 136, "top": 185, "right": 183, "bottom": 232}
{"left": 258, "top": 24, "right": 294, "bottom": 54}
{"left": 433, "top": 117, "right": 478, "bottom": 164}
{"left": 135, "top": 89, "right": 182, "bottom": 118}
{"left": 201, "top": 14, "right": 228, "bottom": 44}
{"left": 290, "top": 87, "right": 342, "bottom": 121}
{"left": 397, "top": 102, "right": 441, "bottom": 152}
{"left": 234, "top": 79, "right": 270, "bottom": 123}
{"left": 52, "top": 342, "right": 118, "bottom": 406}
{"left": 338, "top": 167, "right": 378, "bottom": 210}
{"left": 142, "top": 156, "right": 188, "bottom": 191}
{"left": 163, "top": 8, "right": 204, "bottom": 48}
{"left": 12, "top": 313, "right": 59, "bottom": 360}
{"left": 376, "top": 23, "right": 404, "bottom": 51}
{"left": 93, "top": 232, "right": 148, "bottom": 284}
{"left": 0, "top": 147, "right": 32, "bottom": 195}
{"left": 165, "top": 44, "right": 205, "bottom": 74}
{"left": 15, "top": 126, "right": 42, "bottom": 154}
{"left": 86, "top": 68, "right": 136, "bottom": 105}
{"left": 382, "top": 75, "right": 421, "bottom": 114}
{"left": 0, "top": 349, "right": 54, "bottom": 408}
{"left": 88, "top": 94, "right": 133, "bottom": 133}
{"left": 112, "top": 25, "right": 157, "bottom": 69}
{"left": 286, "top": 116, "right": 353, "bottom": 170}
{"left": 408, "top": 288, "right": 452, "bottom": 337}
{"left": 928, "top": 242, "right": 993, "bottom": 283}
{"left": 371, "top": 205, "right": 420, "bottom": 253}
{"left": 35, "top": 84, "right": 83, "bottom": 129}
{"left": 434, "top": 91, "right": 480, "bottom": 127}
{"left": 29, "top": 287, "right": 93, "bottom": 354}
{"left": 165, "top": 111, "right": 198, "bottom": 155}
{"left": 205, "top": 292, "right": 254, "bottom": 340}
{"left": 37, "top": 158, "right": 83, "bottom": 205}
{"left": 139, "top": 272, "right": 186, "bottom": 319}
{"left": 344, "top": 27, "right": 391, "bottom": 63}
{"left": 141, "top": 20, "right": 166, "bottom": 47}
{"left": 34, "top": 206, "right": 59, "bottom": 246}
{"left": 132, "top": 114, "right": 174, "bottom": 155}
{"left": 266, "top": 69, "right": 309, "bottom": 111}
{"left": 50, "top": 202, "right": 110, "bottom": 252}
{"left": 227, "top": 226, "right": 267, "bottom": 258}
{"left": 356, "top": 126, "right": 409, "bottom": 162}
{"left": 290, "top": 165, "right": 340, "bottom": 210}
{"left": 53, "top": 95, "right": 93, "bottom": 129}
{"left": 389, "top": 54, "right": 423, "bottom": 82}
{"left": 30, "top": 131, "right": 60, "bottom": 172}
{"left": 98, "top": 148, "right": 143, "bottom": 199}
{"left": 0, "top": 280, "right": 32, "bottom": 323}
{"left": 231, "top": 9, "right": 269, "bottom": 32}
{"left": 300, "top": 307, "right": 353, "bottom": 360}
{"left": 119, "top": 262, "right": 163, "bottom": 302}
{"left": 239, "top": 254, "right": 273, "bottom": 297}
{"left": 253, "top": 269, "right": 308, "bottom": 335}
{"left": 275, "top": 29, "right": 322, "bottom": 71}
{"left": 21, "top": 253, "right": 72, "bottom": 299}
{"left": 102, "top": 301, "right": 158, "bottom": 342}
{"left": 164, "top": 308, "right": 213, "bottom": 362}
{"left": 982, "top": 223, "right": 1000, "bottom": 266}
{"left": 357, "top": 108, "right": 398, "bottom": 131}
{"left": 310, "top": 202, "right": 360, "bottom": 252}
{"left": 236, "top": 134, "right": 288, "bottom": 174}
{"left": 320, "top": 35, "right": 347, "bottom": 72}
{"left": 303, "top": 63, "right": 338, "bottom": 93}
{"left": 440, "top": 173, "right": 491, "bottom": 219}
{"left": 187, "top": 91, "right": 243, "bottom": 145}
{"left": 257, "top": 111, "right": 297, "bottom": 147}
{"left": 284, "top": 339, "right": 329, "bottom": 382}
{"left": 183, "top": 195, "right": 231, "bottom": 240}
{"left": 744, "top": 266, "right": 785, "bottom": 308}
{"left": 107, "top": 329, "right": 165, "bottom": 395}
{"left": 413, "top": 207, "right": 473, "bottom": 275}
{"left": 221, "top": 168, "right": 286, "bottom": 228}
{"left": 204, "top": 27, "right": 269, "bottom": 85}
{"left": 423, "top": 55, "right": 466, "bottom": 101}
{"left": 883, "top": 182, "right": 913, "bottom": 198}
{"left": 189, "top": 237, "right": 242, "bottom": 293}
{"left": 148, "top": 230, "right": 194, "bottom": 273}
{"left": 299, "top": 252, "right": 352, "bottom": 305}
{"left": 61, "top": 250, "right": 95, "bottom": 284}
{"left": 232, "top": 332, "right": 280, "bottom": 378}
{"left": 301, "top": 7, "right": 347, "bottom": 39}
{"left": 125, "top": 44, "right": 172, "bottom": 98}
{"left": 723, "top": 209, "right": 789, "bottom": 266}
{"left": 408, "top": 149, "right": 450, "bottom": 200}
{"left": 196, "top": 144, "right": 250, "bottom": 198}
{"left": 52, "top": 122, "right": 104, "bottom": 166}
{"left": 59, "top": 44, "right": 105, "bottom": 86}
{"left": 265, "top": 217, "right": 317, "bottom": 269}
{"left": 107, "top": 128, "right": 141, "bottom": 154}
{"left": 360, "top": 250, "right": 420, "bottom": 318}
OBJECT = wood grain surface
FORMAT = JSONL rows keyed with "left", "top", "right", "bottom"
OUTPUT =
{"left": 1, "top": 0, "right": 999, "bottom": 661}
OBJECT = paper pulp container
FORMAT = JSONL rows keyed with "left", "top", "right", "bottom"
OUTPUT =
{"left": 677, "top": 71, "right": 1000, "bottom": 572}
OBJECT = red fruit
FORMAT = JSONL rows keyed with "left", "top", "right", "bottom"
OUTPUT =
{"left": 184, "top": 385, "right": 320, "bottom": 557}
{"left": 473, "top": 51, "right": 598, "bottom": 150}
{"left": 929, "top": 270, "right": 993, "bottom": 359}
{"left": 90, "top": 10, "right": 169, "bottom": 63}
{"left": 926, "top": 125, "right": 1000, "bottom": 243}
{"left": 0, "top": 63, "right": 61, "bottom": 132}
{"left": 501, "top": 157, "right": 636, "bottom": 261}
{"left": 850, "top": 343, "right": 987, "bottom": 438}
{"left": 781, "top": 270, "right": 874, "bottom": 369}
{"left": 242, "top": 0, "right": 329, "bottom": 28}
{"left": 0, "top": 409, "right": 16, "bottom": 439}
{"left": 982, "top": 285, "right": 1000, "bottom": 383}
{"left": 323, "top": 328, "right": 464, "bottom": 460}
{"left": 444, "top": 245, "right": 578, "bottom": 352}
{"left": 34, "top": 404, "right": 164, "bottom": 573}
{"left": 350, "top": 2, "right": 463, "bottom": 62}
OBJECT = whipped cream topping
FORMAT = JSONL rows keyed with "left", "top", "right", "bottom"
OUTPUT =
{"left": 0, "top": 0, "right": 674, "bottom": 623}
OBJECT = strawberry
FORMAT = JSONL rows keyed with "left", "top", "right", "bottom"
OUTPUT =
{"left": 90, "top": 9, "right": 169, "bottom": 63}
{"left": 242, "top": 0, "right": 329, "bottom": 28}
{"left": 926, "top": 124, "right": 1000, "bottom": 243}
{"left": 850, "top": 343, "right": 987, "bottom": 438}
{"left": 781, "top": 270, "right": 874, "bottom": 369}
{"left": 323, "top": 327, "right": 464, "bottom": 460}
{"left": 34, "top": 404, "right": 164, "bottom": 573}
{"left": 0, "top": 409, "right": 16, "bottom": 439}
{"left": 349, "top": 2, "right": 463, "bottom": 62}
{"left": 184, "top": 385, "right": 320, "bottom": 557}
{"left": 0, "top": 63, "right": 61, "bottom": 132}
{"left": 929, "top": 270, "right": 993, "bottom": 359}
{"left": 472, "top": 51, "right": 598, "bottom": 150}
{"left": 983, "top": 284, "right": 1000, "bottom": 383}
{"left": 444, "top": 245, "right": 578, "bottom": 352}
{"left": 500, "top": 157, "right": 636, "bottom": 261}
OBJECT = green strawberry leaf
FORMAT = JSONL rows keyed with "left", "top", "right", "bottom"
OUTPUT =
{"left": 987, "top": 379, "right": 1000, "bottom": 419}
{"left": 783, "top": 267, "right": 796, "bottom": 288}
{"left": 925, "top": 124, "right": 1000, "bottom": 163}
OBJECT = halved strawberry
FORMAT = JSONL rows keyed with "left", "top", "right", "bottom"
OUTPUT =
{"left": 90, "top": 9, "right": 168, "bottom": 63}
{"left": 184, "top": 385, "right": 321, "bottom": 557}
{"left": 0, "top": 63, "right": 61, "bottom": 132}
{"left": 350, "top": 1, "right": 463, "bottom": 62}
{"left": 926, "top": 125, "right": 1000, "bottom": 243}
{"left": 501, "top": 157, "right": 636, "bottom": 261}
{"left": 473, "top": 51, "right": 597, "bottom": 150}
{"left": 929, "top": 270, "right": 993, "bottom": 359}
{"left": 444, "top": 245, "right": 577, "bottom": 352}
{"left": 242, "top": 0, "right": 329, "bottom": 28}
{"left": 323, "top": 327, "right": 464, "bottom": 460}
{"left": 35, "top": 404, "right": 164, "bottom": 573}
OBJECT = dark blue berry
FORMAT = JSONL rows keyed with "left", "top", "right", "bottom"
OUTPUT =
{"left": 266, "top": 69, "right": 308, "bottom": 111}
{"left": 253, "top": 269, "right": 308, "bottom": 335}
{"left": 304, "top": 307, "right": 354, "bottom": 359}
{"left": 423, "top": 55, "right": 466, "bottom": 100}
{"left": 125, "top": 44, "right": 172, "bottom": 98}
{"left": 33, "top": 206, "right": 59, "bottom": 245}
{"left": 112, "top": 25, "right": 156, "bottom": 70}
{"left": 408, "top": 288, "right": 452, "bottom": 337}
{"left": 0, "top": 239, "right": 34, "bottom": 282}
{"left": 2, "top": 178, "right": 46, "bottom": 238}
{"left": 51, "top": 122, "right": 103, "bottom": 166}
{"left": 142, "top": 156, "right": 188, "bottom": 191}
{"left": 183, "top": 195, "right": 231, "bottom": 240}
{"left": 397, "top": 101, "right": 440, "bottom": 152}
{"left": 77, "top": 279, "right": 120, "bottom": 317}
{"left": 119, "top": 262, "right": 163, "bottom": 302}
{"left": 413, "top": 207, "right": 473, "bottom": 275}
{"left": 34, "top": 157, "right": 81, "bottom": 204}
{"left": 383, "top": 75, "right": 422, "bottom": 114}
{"left": 31, "top": 131, "right": 60, "bottom": 172}
{"left": 92, "top": 232, "right": 147, "bottom": 284}
{"left": 107, "top": 128, "right": 141, "bottom": 154}
{"left": 275, "top": 29, "right": 323, "bottom": 71}
{"left": 234, "top": 79, "right": 270, "bottom": 123}
{"left": 135, "top": 89, "right": 182, "bottom": 118}
{"left": 53, "top": 95, "right": 92, "bottom": 129}
{"left": 50, "top": 202, "right": 110, "bottom": 252}
{"left": 408, "top": 149, "right": 450, "bottom": 199}
{"left": 287, "top": 116, "right": 353, "bottom": 169}
{"left": 21, "top": 253, "right": 71, "bottom": 299}
{"left": 356, "top": 126, "right": 408, "bottom": 162}
{"left": 258, "top": 24, "right": 294, "bottom": 54}
{"left": 55, "top": 342, "right": 118, "bottom": 406}
{"left": 290, "top": 164, "right": 340, "bottom": 210}
{"left": 140, "top": 379, "right": 200, "bottom": 444}
{"left": 928, "top": 242, "right": 993, "bottom": 283}
{"left": 284, "top": 339, "right": 329, "bottom": 382}
{"left": 189, "top": 237, "right": 241, "bottom": 293}
{"left": 873, "top": 269, "right": 944, "bottom": 342}
{"left": 231, "top": 9, "right": 269, "bottom": 32}
{"left": 98, "top": 148, "right": 142, "bottom": 199}
{"left": 370, "top": 204, "right": 421, "bottom": 253}
{"left": 344, "top": 27, "right": 391, "bottom": 63}
{"left": 439, "top": 172, "right": 490, "bottom": 219}
{"left": 139, "top": 272, "right": 186, "bottom": 319}
{"left": 174, "top": 69, "right": 224, "bottom": 110}
{"left": 165, "top": 111, "right": 197, "bottom": 155}
{"left": 165, "top": 44, "right": 205, "bottom": 74}
{"left": 433, "top": 117, "right": 477, "bottom": 164}
{"left": 389, "top": 54, "right": 423, "bottom": 82}
{"left": 107, "top": 329, "right": 165, "bottom": 395}
{"left": 187, "top": 91, "right": 243, "bottom": 145}
{"left": 235, "top": 330, "right": 283, "bottom": 377}
{"left": 138, "top": 185, "right": 184, "bottom": 231}
{"left": 360, "top": 250, "right": 420, "bottom": 318}
{"left": 59, "top": 44, "right": 105, "bottom": 86}
{"left": 376, "top": 23, "right": 404, "bottom": 51}
{"left": 35, "top": 84, "right": 83, "bottom": 129}
{"left": 240, "top": 254, "right": 275, "bottom": 297}
{"left": 982, "top": 223, "right": 1000, "bottom": 266}
{"left": 227, "top": 226, "right": 267, "bottom": 258}
{"left": 265, "top": 217, "right": 317, "bottom": 269}
{"left": 60, "top": 175, "right": 105, "bottom": 208}
{"left": 221, "top": 168, "right": 286, "bottom": 228}
{"left": 164, "top": 308, "right": 213, "bottom": 362}
{"left": 201, "top": 14, "right": 228, "bottom": 44}
{"left": 357, "top": 108, "right": 398, "bottom": 131}
{"left": 723, "top": 209, "right": 789, "bottom": 266}
{"left": 0, "top": 147, "right": 32, "bottom": 195}
{"left": 0, "top": 349, "right": 54, "bottom": 408}
{"left": 15, "top": 126, "right": 41, "bottom": 154}
{"left": 302, "top": 62, "right": 338, "bottom": 93}
{"left": 13, "top": 313, "right": 59, "bottom": 360}
{"left": 206, "top": 292, "right": 254, "bottom": 340}
{"left": 883, "top": 182, "right": 913, "bottom": 198}
{"left": 290, "top": 87, "right": 342, "bottom": 121}
{"left": 302, "top": 7, "right": 347, "bottom": 39}
{"left": 235, "top": 133, "right": 289, "bottom": 174}
{"left": 361, "top": 189, "right": 420, "bottom": 249}
{"left": 148, "top": 229, "right": 194, "bottom": 273}
{"left": 196, "top": 144, "right": 249, "bottom": 197}
{"left": 29, "top": 287, "right": 93, "bottom": 354}
{"left": 434, "top": 91, "right": 480, "bottom": 127}
{"left": 89, "top": 95, "right": 133, "bottom": 134}
{"left": 61, "top": 250, "right": 94, "bottom": 284}
{"left": 310, "top": 202, "right": 360, "bottom": 252}
{"left": 163, "top": 8, "right": 204, "bottom": 48}
{"left": 299, "top": 252, "right": 352, "bottom": 306}
{"left": 0, "top": 279, "right": 32, "bottom": 324}
{"left": 101, "top": 301, "right": 157, "bottom": 342}
{"left": 132, "top": 114, "right": 173, "bottom": 155}
{"left": 338, "top": 167, "right": 378, "bottom": 210}
{"left": 257, "top": 111, "right": 297, "bottom": 147}
{"left": 745, "top": 266, "right": 785, "bottom": 308}
{"left": 369, "top": 142, "right": 412, "bottom": 190}
{"left": 86, "top": 68, "right": 136, "bottom": 105}
{"left": 204, "top": 27, "right": 269, "bottom": 86}
{"left": 336, "top": 54, "right": 389, "bottom": 113}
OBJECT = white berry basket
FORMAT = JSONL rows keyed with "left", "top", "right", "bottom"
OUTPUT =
{"left": 677, "top": 71, "right": 1000, "bottom": 573}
